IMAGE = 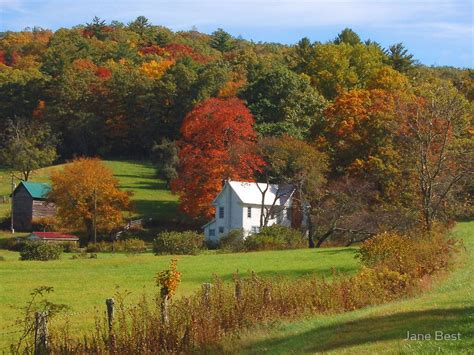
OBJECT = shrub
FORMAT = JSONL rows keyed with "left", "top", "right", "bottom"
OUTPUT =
{"left": 61, "top": 242, "right": 80, "bottom": 253}
{"left": 121, "top": 238, "right": 146, "bottom": 253}
{"left": 0, "top": 255, "right": 5, "bottom": 261}
{"left": 86, "top": 238, "right": 146, "bottom": 253}
{"left": 153, "top": 231, "right": 204, "bottom": 255}
{"left": 156, "top": 259, "right": 181, "bottom": 298}
{"left": 245, "top": 225, "right": 306, "bottom": 251}
{"left": 356, "top": 229, "right": 461, "bottom": 279}
{"left": 20, "top": 241, "right": 63, "bottom": 261}
{"left": 85, "top": 241, "right": 111, "bottom": 253}
{"left": 219, "top": 229, "right": 245, "bottom": 252}
{"left": 356, "top": 232, "right": 415, "bottom": 274}
{"left": 3, "top": 238, "right": 26, "bottom": 251}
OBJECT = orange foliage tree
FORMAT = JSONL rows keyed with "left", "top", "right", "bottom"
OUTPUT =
{"left": 323, "top": 88, "right": 397, "bottom": 173}
{"left": 140, "top": 59, "right": 174, "bottom": 79}
{"left": 49, "top": 158, "right": 132, "bottom": 242}
{"left": 321, "top": 88, "right": 418, "bottom": 206}
{"left": 171, "top": 98, "right": 264, "bottom": 219}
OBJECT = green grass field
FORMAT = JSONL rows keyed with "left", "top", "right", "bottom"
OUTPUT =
{"left": 0, "top": 160, "right": 178, "bottom": 221}
{"left": 222, "top": 221, "right": 474, "bottom": 354}
{"left": 0, "top": 163, "right": 472, "bottom": 353}
{"left": 0, "top": 246, "right": 358, "bottom": 349}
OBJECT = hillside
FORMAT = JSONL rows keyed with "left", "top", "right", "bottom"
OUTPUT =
{"left": 0, "top": 160, "right": 178, "bottom": 222}
{"left": 225, "top": 222, "right": 474, "bottom": 354}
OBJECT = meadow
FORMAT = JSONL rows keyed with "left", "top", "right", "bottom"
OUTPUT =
{"left": 0, "top": 161, "right": 472, "bottom": 353}
{"left": 0, "top": 160, "right": 178, "bottom": 221}
{"left": 0, "top": 245, "right": 358, "bottom": 350}
{"left": 226, "top": 221, "right": 474, "bottom": 354}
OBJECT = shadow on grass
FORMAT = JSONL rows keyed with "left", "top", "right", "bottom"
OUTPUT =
{"left": 120, "top": 180, "right": 169, "bottom": 191}
{"left": 240, "top": 307, "right": 474, "bottom": 353}
{"left": 316, "top": 248, "right": 357, "bottom": 255}
{"left": 133, "top": 200, "right": 178, "bottom": 219}
{"left": 115, "top": 174, "right": 160, "bottom": 183}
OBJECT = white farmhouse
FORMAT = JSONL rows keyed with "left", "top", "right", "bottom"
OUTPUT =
{"left": 203, "top": 180, "right": 297, "bottom": 241}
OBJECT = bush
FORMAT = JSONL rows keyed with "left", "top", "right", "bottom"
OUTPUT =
{"left": 20, "top": 241, "right": 63, "bottom": 261}
{"left": 356, "top": 229, "right": 461, "bottom": 279}
{"left": 0, "top": 255, "right": 5, "bottom": 261}
{"left": 245, "top": 225, "right": 306, "bottom": 251}
{"left": 86, "top": 238, "right": 146, "bottom": 253}
{"left": 356, "top": 232, "right": 415, "bottom": 273}
{"left": 153, "top": 231, "right": 204, "bottom": 255}
{"left": 120, "top": 238, "right": 146, "bottom": 253}
{"left": 61, "top": 242, "right": 80, "bottom": 253}
{"left": 3, "top": 238, "right": 26, "bottom": 251}
{"left": 219, "top": 229, "right": 245, "bottom": 252}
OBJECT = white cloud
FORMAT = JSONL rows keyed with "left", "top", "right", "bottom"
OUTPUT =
{"left": 1, "top": 0, "right": 470, "bottom": 30}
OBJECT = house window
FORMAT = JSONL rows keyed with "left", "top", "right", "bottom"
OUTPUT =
{"left": 251, "top": 226, "right": 260, "bottom": 234}
{"left": 219, "top": 207, "right": 224, "bottom": 219}
{"left": 247, "top": 207, "right": 251, "bottom": 218}
{"left": 209, "top": 229, "right": 215, "bottom": 237}
{"left": 219, "top": 227, "right": 224, "bottom": 234}
{"left": 286, "top": 207, "right": 291, "bottom": 219}
{"left": 277, "top": 211, "right": 283, "bottom": 224}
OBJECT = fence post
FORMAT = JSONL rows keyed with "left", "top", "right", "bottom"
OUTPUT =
{"left": 106, "top": 298, "right": 115, "bottom": 349}
{"left": 160, "top": 294, "right": 169, "bottom": 326}
{"left": 202, "top": 283, "right": 212, "bottom": 309}
{"left": 234, "top": 279, "right": 242, "bottom": 302}
{"left": 34, "top": 311, "right": 48, "bottom": 355}
{"left": 106, "top": 298, "right": 114, "bottom": 332}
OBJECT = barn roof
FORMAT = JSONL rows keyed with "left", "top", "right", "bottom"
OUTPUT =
{"left": 29, "top": 232, "right": 79, "bottom": 241}
{"left": 215, "top": 180, "right": 294, "bottom": 206}
{"left": 16, "top": 181, "right": 51, "bottom": 199}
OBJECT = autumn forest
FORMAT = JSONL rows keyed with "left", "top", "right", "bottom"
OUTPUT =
{"left": 0, "top": 16, "right": 472, "bottom": 244}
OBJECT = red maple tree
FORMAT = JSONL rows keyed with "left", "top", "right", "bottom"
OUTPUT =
{"left": 171, "top": 97, "right": 264, "bottom": 219}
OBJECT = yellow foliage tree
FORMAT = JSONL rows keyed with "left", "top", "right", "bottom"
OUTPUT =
{"left": 49, "top": 158, "right": 132, "bottom": 243}
{"left": 140, "top": 59, "right": 174, "bottom": 79}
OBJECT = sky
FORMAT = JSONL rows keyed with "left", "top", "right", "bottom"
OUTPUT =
{"left": 0, "top": 0, "right": 472, "bottom": 68}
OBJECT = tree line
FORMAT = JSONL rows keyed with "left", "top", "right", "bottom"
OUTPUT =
{"left": 1, "top": 17, "right": 472, "bottom": 245}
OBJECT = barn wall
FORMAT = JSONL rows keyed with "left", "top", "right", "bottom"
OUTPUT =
{"left": 12, "top": 185, "right": 33, "bottom": 231}
{"left": 32, "top": 200, "right": 56, "bottom": 219}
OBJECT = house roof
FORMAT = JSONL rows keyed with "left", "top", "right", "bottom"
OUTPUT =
{"left": 29, "top": 232, "right": 79, "bottom": 241}
{"left": 16, "top": 181, "right": 51, "bottom": 199}
{"left": 224, "top": 180, "right": 294, "bottom": 206}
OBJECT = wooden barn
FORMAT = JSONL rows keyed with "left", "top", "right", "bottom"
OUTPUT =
{"left": 12, "top": 181, "right": 56, "bottom": 231}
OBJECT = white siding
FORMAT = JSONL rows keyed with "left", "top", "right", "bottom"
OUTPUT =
{"left": 212, "top": 183, "right": 243, "bottom": 238}
{"left": 241, "top": 203, "right": 292, "bottom": 236}
{"left": 203, "top": 181, "right": 302, "bottom": 241}
{"left": 242, "top": 205, "right": 263, "bottom": 236}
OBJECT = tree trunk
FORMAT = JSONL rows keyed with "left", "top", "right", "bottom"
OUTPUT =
{"left": 307, "top": 214, "right": 315, "bottom": 248}
{"left": 316, "top": 228, "right": 333, "bottom": 248}
{"left": 85, "top": 219, "right": 94, "bottom": 244}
